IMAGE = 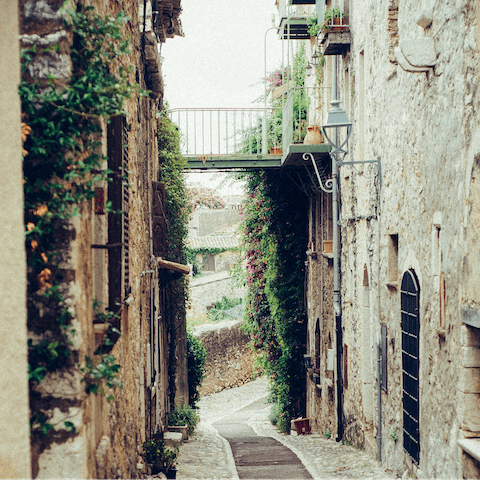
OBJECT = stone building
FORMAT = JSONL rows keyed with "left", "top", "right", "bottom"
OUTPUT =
{"left": 277, "top": 0, "right": 480, "bottom": 477}
{"left": 12, "top": 0, "right": 186, "bottom": 477}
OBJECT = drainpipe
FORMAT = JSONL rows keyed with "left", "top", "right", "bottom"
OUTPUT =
{"left": 377, "top": 344, "right": 382, "bottom": 461}
{"left": 332, "top": 55, "right": 344, "bottom": 442}
{"left": 376, "top": 149, "right": 383, "bottom": 462}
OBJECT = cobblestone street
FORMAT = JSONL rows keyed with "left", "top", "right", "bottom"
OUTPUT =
{"left": 175, "top": 377, "right": 396, "bottom": 479}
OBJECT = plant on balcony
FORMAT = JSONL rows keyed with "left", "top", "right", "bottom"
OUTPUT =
{"left": 239, "top": 45, "right": 308, "bottom": 153}
{"left": 308, "top": 14, "right": 321, "bottom": 37}
{"left": 321, "top": 7, "right": 346, "bottom": 33}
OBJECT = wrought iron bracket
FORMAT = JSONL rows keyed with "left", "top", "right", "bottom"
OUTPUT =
{"left": 302, "top": 152, "right": 333, "bottom": 194}
{"left": 337, "top": 156, "right": 382, "bottom": 186}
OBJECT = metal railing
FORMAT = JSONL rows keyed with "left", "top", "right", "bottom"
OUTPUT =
{"left": 321, "top": 5, "right": 350, "bottom": 31}
{"left": 170, "top": 108, "right": 282, "bottom": 157}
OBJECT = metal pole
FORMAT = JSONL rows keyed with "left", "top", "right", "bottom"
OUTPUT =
{"left": 377, "top": 344, "right": 382, "bottom": 462}
{"left": 332, "top": 54, "right": 344, "bottom": 443}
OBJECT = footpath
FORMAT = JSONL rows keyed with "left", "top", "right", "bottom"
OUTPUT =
{"left": 175, "top": 377, "right": 396, "bottom": 480}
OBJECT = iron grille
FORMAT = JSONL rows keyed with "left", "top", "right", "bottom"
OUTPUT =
{"left": 401, "top": 269, "right": 420, "bottom": 465}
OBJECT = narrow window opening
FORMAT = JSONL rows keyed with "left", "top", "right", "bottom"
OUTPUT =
{"left": 380, "top": 323, "right": 387, "bottom": 392}
{"left": 388, "top": 233, "right": 399, "bottom": 283}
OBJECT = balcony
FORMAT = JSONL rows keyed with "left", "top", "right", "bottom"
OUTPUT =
{"left": 277, "top": 0, "right": 315, "bottom": 40}
{"left": 170, "top": 108, "right": 284, "bottom": 169}
{"left": 171, "top": 93, "right": 330, "bottom": 172}
{"left": 318, "top": 5, "right": 351, "bottom": 55}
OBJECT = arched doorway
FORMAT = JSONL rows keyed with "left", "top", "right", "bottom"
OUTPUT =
{"left": 401, "top": 269, "right": 420, "bottom": 464}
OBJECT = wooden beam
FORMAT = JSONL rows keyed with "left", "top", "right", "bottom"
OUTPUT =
{"left": 157, "top": 257, "right": 191, "bottom": 275}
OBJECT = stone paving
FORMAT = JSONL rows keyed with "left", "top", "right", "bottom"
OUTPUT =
{"left": 176, "top": 377, "right": 397, "bottom": 480}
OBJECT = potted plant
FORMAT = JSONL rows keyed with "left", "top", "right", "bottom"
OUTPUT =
{"left": 142, "top": 437, "right": 179, "bottom": 478}
{"left": 332, "top": 7, "right": 346, "bottom": 26}
{"left": 321, "top": 7, "right": 347, "bottom": 34}
{"left": 167, "top": 404, "right": 200, "bottom": 437}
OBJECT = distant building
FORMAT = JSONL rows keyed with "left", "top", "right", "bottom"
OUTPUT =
{"left": 187, "top": 199, "right": 245, "bottom": 316}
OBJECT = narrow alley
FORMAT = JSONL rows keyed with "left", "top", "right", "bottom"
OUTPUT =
{"left": 168, "top": 378, "right": 394, "bottom": 480}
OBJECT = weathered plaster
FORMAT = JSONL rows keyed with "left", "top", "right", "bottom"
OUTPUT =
{"left": 0, "top": 1, "right": 31, "bottom": 477}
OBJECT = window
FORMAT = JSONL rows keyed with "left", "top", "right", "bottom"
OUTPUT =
{"left": 380, "top": 323, "right": 387, "bottom": 392}
{"left": 315, "top": 319, "right": 321, "bottom": 369}
{"left": 310, "top": 197, "right": 317, "bottom": 251}
{"left": 387, "top": 234, "right": 399, "bottom": 283}
{"left": 401, "top": 269, "right": 420, "bottom": 464}
{"left": 152, "top": 181, "right": 166, "bottom": 258}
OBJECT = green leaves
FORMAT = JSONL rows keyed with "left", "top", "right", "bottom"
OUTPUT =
{"left": 79, "top": 354, "right": 122, "bottom": 401}
{"left": 22, "top": 3, "right": 135, "bottom": 433}
{"left": 240, "top": 169, "right": 308, "bottom": 433}
{"left": 187, "top": 331, "right": 206, "bottom": 407}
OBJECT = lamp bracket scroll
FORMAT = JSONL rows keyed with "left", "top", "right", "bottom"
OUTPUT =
{"left": 303, "top": 152, "right": 333, "bottom": 194}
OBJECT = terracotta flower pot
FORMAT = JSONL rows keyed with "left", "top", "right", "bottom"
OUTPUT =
{"left": 269, "top": 147, "right": 283, "bottom": 155}
{"left": 303, "top": 125, "right": 322, "bottom": 145}
{"left": 293, "top": 418, "right": 311, "bottom": 435}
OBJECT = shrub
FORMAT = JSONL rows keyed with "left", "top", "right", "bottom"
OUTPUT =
{"left": 142, "top": 438, "right": 178, "bottom": 473}
{"left": 269, "top": 403, "right": 281, "bottom": 426}
{"left": 207, "top": 296, "right": 243, "bottom": 322}
{"left": 186, "top": 331, "right": 207, "bottom": 407}
{"left": 167, "top": 404, "right": 200, "bottom": 435}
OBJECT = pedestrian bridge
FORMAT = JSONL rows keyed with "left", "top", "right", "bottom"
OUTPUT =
{"left": 169, "top": 106, "right": 331, "bottom": 171}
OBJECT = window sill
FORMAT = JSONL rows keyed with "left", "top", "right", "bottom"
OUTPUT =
{"left": 322, "top": 253, "right": 334, "bottom": 260}
{"left": 458, "top": 438, "right": 480, "bottom": 462}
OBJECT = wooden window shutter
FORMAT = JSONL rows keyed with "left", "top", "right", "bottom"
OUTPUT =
{"left": 152, "top": 181, "right": 166, "bottom": 258}
{"left": 107, "top": 115, "right": 129, "bottom": 310}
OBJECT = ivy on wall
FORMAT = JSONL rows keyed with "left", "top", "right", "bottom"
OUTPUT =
{"left": 157, "top": 106, "right": 190, "bottom": 406}
{"left": 21, "top": 3, "right": 142, "bottom": 436}
{"left": 240, "top": 170, "right": 309, "bottom": 433}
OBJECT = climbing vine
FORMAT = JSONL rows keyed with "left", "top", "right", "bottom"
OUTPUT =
{"left": 239, "top": 170, "right": 309, "bottom": 433}
{"left": 157, "top": 106, "right": 190, "bottom": 406}
{"left": 21, "top": 4, "right": 143, "bottom": 435}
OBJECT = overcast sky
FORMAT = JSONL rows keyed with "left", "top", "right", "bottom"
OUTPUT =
{"left": 161, "top": 0, "right": 284, "bottom": 196}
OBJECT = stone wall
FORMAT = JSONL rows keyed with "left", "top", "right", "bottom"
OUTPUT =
{"left": 194, "top": 320, "right": 255, "bottom": 396}
{"left": 303, "top": 0, "right": 480, "bottom": 477}
{"left": 188, "top": 208, "right": 242, "bottom": 237}
{"left": 189, "top": 271, "right": 246, "bottom": 315}
{"left": 19, "top": 1, "right": 184, "bottom": 477}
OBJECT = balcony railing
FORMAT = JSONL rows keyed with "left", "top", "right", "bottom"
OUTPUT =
{"left": 170, "top": 108, "right": 286, "bottom": 168}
